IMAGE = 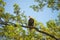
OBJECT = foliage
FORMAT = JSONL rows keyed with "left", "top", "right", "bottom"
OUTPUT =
{"left": 0, "top": 0, "right": 60, "bottom": 40}
{"left": 30, "top": 0, "right": 60, "bottom": 12}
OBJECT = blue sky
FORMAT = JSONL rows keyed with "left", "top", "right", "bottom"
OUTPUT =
{"left": 4, "top": 0, "right": 58, "bottom": 26}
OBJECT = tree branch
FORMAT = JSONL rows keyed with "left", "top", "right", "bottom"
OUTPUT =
{"left": 0, "top": 21, "right": 59, "bottom": 40}
{"left": 21, "top": 25, "right": 59, "bottom": 40}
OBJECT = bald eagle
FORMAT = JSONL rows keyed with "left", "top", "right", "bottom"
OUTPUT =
{"left": 28, "top": 16, "right": 34, "bottom": 28}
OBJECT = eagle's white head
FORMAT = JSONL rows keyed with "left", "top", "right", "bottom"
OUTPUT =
{"left": 29, "top": 16, "right": 32, "bottom": 18}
